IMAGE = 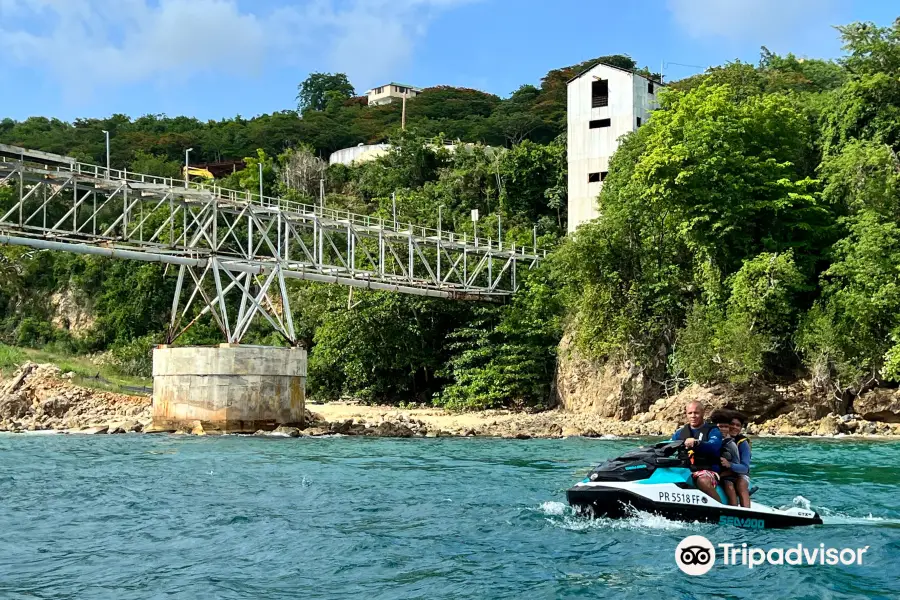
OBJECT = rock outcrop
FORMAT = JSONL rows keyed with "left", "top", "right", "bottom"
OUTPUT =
{"left": 853, "top": 389, "right": 900, "bottom": 423}
{"left": 49, "top": 288, "right": 95, "bottom": 335}
{"left": 554, "top": 333, "right": 661, "bottom": 420}
{"left": 647, "top": 382, "right": 788, "bottom": 424}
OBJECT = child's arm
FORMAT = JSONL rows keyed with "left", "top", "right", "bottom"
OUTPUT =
{"left": 730, "top": 440, "right": 751, "bottom": 474}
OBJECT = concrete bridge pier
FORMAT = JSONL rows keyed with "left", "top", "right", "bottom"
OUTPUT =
{"left": 151, "top": 345, "right": 306, "bottom": 433}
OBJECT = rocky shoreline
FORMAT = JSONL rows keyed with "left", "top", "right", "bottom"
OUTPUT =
{"left": 1, "top": 362, "right": 899, "bottom": 439}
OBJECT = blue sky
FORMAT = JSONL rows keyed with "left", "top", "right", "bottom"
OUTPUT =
{"left": 1, "top": 0, "right": 897, "bottom": 122}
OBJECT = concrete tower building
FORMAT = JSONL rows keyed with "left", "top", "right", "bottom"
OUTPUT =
{"left": 567, "top": 63, "right": 662, "bottom": 233}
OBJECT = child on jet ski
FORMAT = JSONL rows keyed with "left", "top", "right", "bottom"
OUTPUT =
{"left": 711, "top": 410, "right": 742, "bottom": 506}
{"left": 723, "top": 412, "right": 752, "bottom": 507}
{"left": 671, "top": 401, "right": 722, "bottom": 501}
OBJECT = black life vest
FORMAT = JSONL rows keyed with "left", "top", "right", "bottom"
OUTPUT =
{"left": 734, "top": 433, "right": 752, "bottom": 473}
{"left": 676, "top": 422, "right": 716, "bottom": 470}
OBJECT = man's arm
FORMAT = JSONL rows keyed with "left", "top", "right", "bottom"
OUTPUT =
{"left": 731, "top": 440, "right": 751, "bottom": 474}
{"left": 697, "top": 426, "right": 722, "bottom": 454}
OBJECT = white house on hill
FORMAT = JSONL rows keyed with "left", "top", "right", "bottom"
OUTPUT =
{"left": 367, "top": 83, "right": 422, "bottom": 106}
{"left": 567, "top": 63, "right": 662, "bottom": 233}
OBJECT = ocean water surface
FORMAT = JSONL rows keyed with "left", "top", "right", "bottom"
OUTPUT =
{"left": 1, "top": 434, "right": 898, "bottom": 599}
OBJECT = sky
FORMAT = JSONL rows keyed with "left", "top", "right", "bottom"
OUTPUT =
{"left": 0, "top": 0, "right": 897, "bottom": 122}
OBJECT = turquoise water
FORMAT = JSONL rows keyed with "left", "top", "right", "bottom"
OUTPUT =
{"left": 1, "top": 434, "right": 898, "bottom": 599}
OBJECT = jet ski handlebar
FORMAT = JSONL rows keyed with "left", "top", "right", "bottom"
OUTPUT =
{"left": 652, "top": 440, "right": 685, "bottom": 456}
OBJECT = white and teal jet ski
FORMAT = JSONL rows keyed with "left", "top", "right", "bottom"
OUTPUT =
{"left": 567, "top": 440, "right": 822, "bottom": 529}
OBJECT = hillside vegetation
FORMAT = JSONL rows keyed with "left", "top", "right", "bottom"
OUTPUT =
{"left": 2, "top": 20, "right": 900, "bottom": 413}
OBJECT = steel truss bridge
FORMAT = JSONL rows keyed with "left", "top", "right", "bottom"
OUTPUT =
{"left": 0, "top": 144, "right": 545, "bottom": 346}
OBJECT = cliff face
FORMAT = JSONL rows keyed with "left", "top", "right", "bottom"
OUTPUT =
{"left": 553, "top": 330, "right": 900, "bottom": 434}
{"left": 554, "top": 332, "right": 660, "bottom": 420}
{"left": 48, "top": 287, "right": 95, "bottom": 336}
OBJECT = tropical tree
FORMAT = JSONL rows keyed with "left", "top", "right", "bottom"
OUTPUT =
{"left": 296, "top": 72, "right": 356, "bottom": 113}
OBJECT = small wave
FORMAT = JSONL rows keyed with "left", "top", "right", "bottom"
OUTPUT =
{"left": 790, "top": 496, "right": 897, "bottom": 526}
{"left": 539, "top": 501, "right": 567, "bottom": 515}
{"left": 817, "top": 506, "right": 899, "bottom": 525}
{"left": 821, "top": 513, "right": 889, "bottom": 525}
{"left": 792, "top": 495, "right": 812, "bottom": 510}
{"left": 537, "top": 502, "right": 697, "bottom": 531}
{"left": 553, "top": 510, "right": 694, "bottom": 532}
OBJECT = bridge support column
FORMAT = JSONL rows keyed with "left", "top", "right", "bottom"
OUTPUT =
{"left": 151, "top": 345, "right": 306, "bottom": 433}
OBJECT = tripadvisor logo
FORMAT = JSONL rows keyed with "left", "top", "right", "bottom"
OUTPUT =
{"left": 675, "top": 535, "right": 870, "bottom": 575}
{"left": 675, "top": 535, "right": 715, "bottom": 576}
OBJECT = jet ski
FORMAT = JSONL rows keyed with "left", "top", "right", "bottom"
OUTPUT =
{"left": 567, "top": 440, "right": 822, "bottom": 529}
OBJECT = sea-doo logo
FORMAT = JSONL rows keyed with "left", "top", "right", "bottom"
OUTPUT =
{"left": 675, "top": 535, "right": 716, "bottom": 576}
{"left": 719, "top": 515, "right": 765, "bottom": 530}
{"left": 658, "top": 491, "right": 706, "bottom": 505}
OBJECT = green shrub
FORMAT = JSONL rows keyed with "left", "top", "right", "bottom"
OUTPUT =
{"left": 15, "top": 317, "right": 55, "bottom": 347}
{"left": 674, "top": 305, "right": 768, "bottom": 385}
{"left": 0, "top": 343, "right": 27, "bottom": 371}
{"left": 109, "top": 334, "right": 160, "bottom": 378}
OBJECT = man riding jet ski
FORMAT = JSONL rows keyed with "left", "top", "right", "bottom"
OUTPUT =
{"left": 566, "top": 439, "right": 822, "bottom": 528}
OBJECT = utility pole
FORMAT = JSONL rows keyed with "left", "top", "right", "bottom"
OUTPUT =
{"left": 258, "top": 161, "right": 264, "bottom": 203}
{"left": 319, "top": 177, "right": 325, "bottom": 213}
{"left": 392, "top": 192, "right": 397, "bottom": 227}
{"left": 401, "top": 92, "right": 407, "bottom": 130}
{"left": 184, "top": 148, "right": 193, "bottom": 189}
{"left": 498, "top": 214, "right": 502, "bottom": 251}
{"left": 101, "top": 130, "right": 110, "bottom": 179}
{"left": 437, "top": 204, "right": 444, "bottom": 286}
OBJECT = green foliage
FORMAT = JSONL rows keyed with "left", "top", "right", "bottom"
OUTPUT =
{"left": 675, "top": 252, "right": 804, "bottom": 384}
{"left": 438, "top": 266, "right": 563, "bottom": 410}
{"left": 128, "top": 151, "right": 181, "bottom": 178}
{"left": 555, "top": 79, "right": 827, "bottom": 375}
{"left": 433, "top": 307, "right": 501, "bottom": 409}
{"left": 759, "top": 47, "right": 847, "bottom": 93}
{"left": 231, "top": 149, "right": 278, "bottom": 196}
{"left": 636, "top": 83, "right": 826, "bottom": 276}
{"left": 837, "top": 19, "right": 900, "bottom": 76}
{"left": 674, "top": 305, "right": 768, "bottom": 385}
{"left": 727, "top": 252, "right": 805, "bottom": 339}
{"left": 498, "top": 137, "right": 567, "bottom": 226}
{"left": 820, "top": 140, "right": 900, "bottom": 216}
{"left": 820, "top": 73, "right": 900, "bottom": 156}
{"left": 307, "top": 292, "right": 465, "bottom": 403}
{"left": 109, "top": 333, "right": 160, "bottom": 378}
{"left": 297, "top": 72, "right": 355, "bottom": 112}
{"left": 797, "top": 211, "right": 900, "bottom": 388}
{"left": 71, "top": 259, "right": 174, "bottom": 349}
{"left": 673, "top": 50, "right": 845, "bottom": 98}
{"left": 882, "top": 336, "right": 900, "bottom": 381}
{"left": 797, "top": 128, "right": 900, "bottom": 390}
{"left": 0, "top": 343, "right": 27, "bottom": 372}
{"left": 821, "top": 20, "right": 900, "bottom": 156}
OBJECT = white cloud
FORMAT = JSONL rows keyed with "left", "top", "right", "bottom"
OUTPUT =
{"left": 666, "top": 0, "right": 833, "bottom": 42}
{"left": 0, "top": 0, "right": 477, "bottom": 96}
